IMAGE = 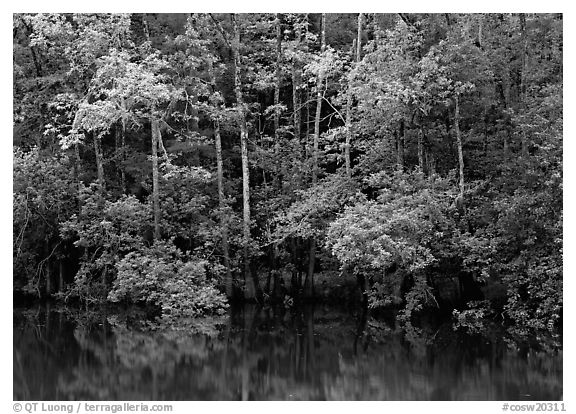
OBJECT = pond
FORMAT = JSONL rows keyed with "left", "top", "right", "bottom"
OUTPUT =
{"left": 13, "top": 304, "right": 562, "bottom": 401}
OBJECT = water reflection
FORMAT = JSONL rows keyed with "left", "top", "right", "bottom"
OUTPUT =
{"left": 13, "top": 304, "right": 562, "bottom": 400}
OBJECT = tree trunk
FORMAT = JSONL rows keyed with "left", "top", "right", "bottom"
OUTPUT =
{"left": 312, "top": 14, "right": 325, "bottom": 184}
{"left": 273, "top": 14, "right": 286, "bottom": 192}
{"left": 232, "top": 14, "right": 259, "bottom": 301}
{"left": 426, "top": 150, "right": 436, "bottom": 176}
{"left": 292, "top": 17, "right": 302, "bottom": 157}
{"left": 120, "top": 100, "right": 127, "bottom": 193}
{"left": 356, "top": 13, "right": 363, "bottom": 61}
{"left": 93, "top": 133, "right": 105, "bottom": 191}
{"left": 344, "top": 13, "right": 362, "bottom": 177}
{"left": 306, "top": 13, "right": 325, "bottom": 299}
{"left": 292, "top": 63, "right": 301, "bottom": 153}
{"left": 304, "top": 238, "right": 315, "bottom": 298}
{"left": 45, "top": 263, "right": 52, "bottom": 296}
{"left": 215, "top": 118, "right": 233, "bottom": 298}
{"left": 396, "top": 119, "right": 405, "bottom": 170}
{"left": 151, "top": 117, "right": 161, "bottom": 240}
{"left": 519, "top": 13, "right": 529, "bottom": 157}
{"left": 418, "top": 127, "right": 425, "bottom": 172}
{"left": 344, "top": 68, "right": 352, "bottom": 177}
{"left": 71, "top": 109, "right": 83, "bottom": 212}
{"left": 115, "top": 124, "right": 125, "bottom": 193}
{"left": 209, "top": 58, "right": 233, "bottom": 299}
{"left": 274, "top": 14, "right": 282, "bottom": 144}
{"left": 58, "top": 261, "right": 65, "bottom": 293}
{"left": 454, "top": 95, "right": 465, "bottom": 198}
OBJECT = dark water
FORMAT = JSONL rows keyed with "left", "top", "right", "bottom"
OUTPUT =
{"left": 14, "top": 304, "right": 562, "bottom": 401}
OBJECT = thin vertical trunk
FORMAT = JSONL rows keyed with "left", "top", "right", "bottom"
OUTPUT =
{"left": 58, "top": 261, "right": 64, "bottom": 293}
{"left": 215, "top": 118, "right": 233, "bottom": 298}
{"left": 273, "top": 14, "right": 284, "bottom": 193}
{"left": 356, "top": 13, "right": 363, "bottom": 61}
{"left": 454, "top": 95, "right": 465, "bottom": 198}
{"left": 519, "top": 13, "right": 527, "bottom": 102}
{"left": 519, "top": 13, "right": 529, "bottom": 157}
{"left": 372, "top": 14, "right": 381, "bottom": 45}
{"left": 426, "top": 150, "right": 436, "bottom": 176}
{"left": 312, "top": 13, "right": 325, "bottom": 184}
{"left": 344, "top": 44, "right": 353, "bottom": 177}
{"left": 93, "top": 133, "right": 105, "bottom": 191}
{"left": 70, "top": 110, "right": 83, "bottom": 212}
{"left": 208, "top": 58, "right": 233, "bottom": 298}
{"left": 396, "top": 118, "right": 405, "bottom": 170}
{"left": 418, "top": 127, "right": 425, "bottom": 171}
{"left": 292, "top": 67, "right": 301, "bottom": 150}
{"left": 345, "top": 13, "right": 362, "bottom": 177}
{"left": 504, "top": 127, "right": 510, "bottom": 154}
{"left": 151, "top": 117, "right": 161, "bottom": 240}
{"left": 45, "top": 263, "right": 52, "bottom": 296}
{"left": 477, "top": 14, "right": 483, "bottom": 48}
{"left": 274, "top": 14, "right": 282, "bottom": 143}
{"left": 292, "top": 16, "right": 302, "bottom": 154}
{"left": 30, "top": 46, "right": 42, "bottom": 77}
{"left": 232, "top": 14, "right": 259, "bottom": 301}
{"left": 114, "top": 124, "right": 125, "bottom": 192}
{"left": 305, "top": 13, "right": 325, "bottom": 299}
{"left": 305, "top": 238, "right": 315, "bottom": 298}
{"left": 120, "top": 100, "right": 127, "bottom": 193}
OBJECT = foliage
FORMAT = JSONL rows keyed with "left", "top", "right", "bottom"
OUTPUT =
{"left": 13, "top": 13, "right": 562, "bottom": 328}
{"left": 327, "top": 170, "right": 458, "bottom": 317}
{"left": 13, "top": 148, "right": 77, "bottom": 293}
{"left": 109, "top": 241, "right": 228, "bottom": 317}
{"left": 60, "top": 187, "right": 150, "bottom": 302}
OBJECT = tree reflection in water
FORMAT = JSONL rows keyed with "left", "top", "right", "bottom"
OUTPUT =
{"left": 13, "top": 304, "right": 562, "bottom": 400}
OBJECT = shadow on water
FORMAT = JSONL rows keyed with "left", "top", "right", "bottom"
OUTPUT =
{"left": 13, "top": 303, "right": 562, "bottom": 401}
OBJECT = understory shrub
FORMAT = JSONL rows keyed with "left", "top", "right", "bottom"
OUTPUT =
{"left": 108, "top": 241, "right": 228, "bottom": 317}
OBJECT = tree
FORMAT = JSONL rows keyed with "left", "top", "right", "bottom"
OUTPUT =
{"left": 231, "top": 14, "right": 260, "bottom": 301}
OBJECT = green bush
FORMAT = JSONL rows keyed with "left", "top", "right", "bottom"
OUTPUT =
{"left": 109, "top": 241, "right": 228, "bottom": 317}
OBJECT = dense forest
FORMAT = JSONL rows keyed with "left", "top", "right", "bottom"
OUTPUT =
{"left": 13, "top": 13, "right": 562, "bottom": 332}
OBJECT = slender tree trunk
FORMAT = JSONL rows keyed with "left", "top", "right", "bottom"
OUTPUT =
{"left": 232, "top": 14, "right": 259, "bottom": 301}
{"left": 93, "top": 133, "right": 105, "bottom": 192}
{"left": 292, "top": 18, "right": 302, "bottom": 158}
{"left": 418, "top": 127, "right": 425, "bottom": 171}
{"left": 344, "top": 60, "right": 353, "bottom": 177}
{"left": 305, "top": 13, "right": 325, "bottom": 299}
{"left": 454, "top": 95, "right": 465, "bottom": 199}
{"left": 120, "top": 100, "right": 127, "bottom": 193}
{"left": 396, "top": 119, "right": 405, "bottom": 170}
{"left": 292, "top": 65, "right": 301, "bottom": 151}
{"left": 304, "top": 238, "right": 315, "bottom": 298}
{"left": 273, "top": 12, "right": 284, "bottom": 269}
{"left": 208, "top": 58, "right": 233, "bottom": 299}
{"left": 114, "top": 124, "right": 125, "bottom": 192}
{"left": 344, "top": 14, "right": 362, "bottom": 177}
{"left": 356, "top": 13, "right": 363, "bottom": 60}
{"left": 58, "top": 261, "right": 64, "bottom": 293}
{"left": 274, "top": 14, "right": 282, "bottom": 146}
{"left": 312, "top": 14, "right": 325, "bottom": 184}
{"left": 151, "top": 117, "right": 161, "bottom": 240}
{"left": 426, "top": 150, "right": 436, "bottom": 176}
{"left": 45, "top": 263, "right": 52, "bottom": 296}
{"left": 519, "top": 13, "right": 529, "bottom": 157}
{"left": 70, "top": 110, "right": 83, "bottom": 212}
{"left": 477, "top": 14, "right": 483, "bottom": 48}
{"left": 215, "top": 118, "right": 233, "bottom": 298}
